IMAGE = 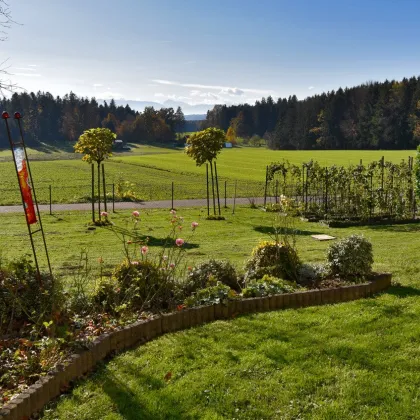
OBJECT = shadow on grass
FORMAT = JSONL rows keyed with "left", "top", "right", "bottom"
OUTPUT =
{"left": 254, "top": 226, "right": 323, "bottom": 236}
{"left": 100, "top": 370, "right": 194, "bottom": 420}
{"left": 366, "top": 224, "right": 420, "bottom": 233}
{"left": 385, "top": 284, "right": 420, "bottom": 298}
{"left": 107, "top": 225, "right": 200, "bottom": 249}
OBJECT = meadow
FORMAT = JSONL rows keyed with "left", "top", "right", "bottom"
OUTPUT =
{"left": 2, "top": 204, "right": 413, "bottom": 419}
{"left": 0, "top": 147, "right": 415, "bottom": 205}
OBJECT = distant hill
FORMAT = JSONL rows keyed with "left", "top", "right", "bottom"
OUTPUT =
{"left": 111, "top": 99, "right": 214, "bottom": 115}
{"left": 185, "top": 114, "right": 206, "bottom": 121}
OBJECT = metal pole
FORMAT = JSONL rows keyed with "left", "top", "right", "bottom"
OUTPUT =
{"left": 206, "top": 163, "right": 210, "bottom": 216}
{"left": 49, "top": 185, "right": 52, "bottom": 215}
{"left": 224, "top": 180, "right": 227, "bottom": 208}
{"left": 264, "top": 165, "right": 268, "bottom": 207}
{"left": 91, "top": 164, "right": 95, "bottom": 223}
{"left": 233, "top": 180, "right": 237, "bottom": 215}
{"left": 171, "top": 181, "right": 174, "bottom": 210}
{"left": 2, "top": 113, "right": 42, "bottom": 280}
{"left": 97, "top": 163, "right": 101, "bottom": 220}
{"left": 210, "top": 161, "right": 216, "bottom": 215}
{"left": 112, "top": 183, "right": 115, "bottom": 213}
{"left": 102, "top": 163, "right": 107, "bottom": 212}
{"left": 275, "top": 180, "right": 279, "bottom": 204}
{"left": 214, "top": 161, "right": 221, "bottom": 215}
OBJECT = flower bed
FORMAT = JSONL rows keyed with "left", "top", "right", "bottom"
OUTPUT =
{"left": 0, "top": 273, "right": 391, "bottom": 420}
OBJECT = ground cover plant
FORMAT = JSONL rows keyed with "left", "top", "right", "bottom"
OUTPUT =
{"left": 0, "top": 148, "right": 415, "bottom": 205}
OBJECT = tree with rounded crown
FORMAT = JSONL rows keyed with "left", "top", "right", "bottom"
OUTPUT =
{"left": 74, "top": 127, "right": 116, "bottom": 221}
{"left": 185, "top": 127, "right": 225, "bottom": 215}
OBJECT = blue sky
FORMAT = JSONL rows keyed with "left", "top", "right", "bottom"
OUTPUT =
{"left": 3, "top": 0, "right": 420, "bottom": 108}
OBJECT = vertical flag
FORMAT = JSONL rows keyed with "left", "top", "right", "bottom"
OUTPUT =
{"left": 13, "top": 147, "right": 37, "bottom": 224}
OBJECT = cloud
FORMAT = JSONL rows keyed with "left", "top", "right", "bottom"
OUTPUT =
{"left": 152, "top": 79, "right": 272, "bottom": 95}
{"left": 28, "top": 64, "right": 37, "bottom": 67}
{"left": 220, "top": 87, "right": 244, "bottom": 96}
{"left": 14, "top": 73, "right": 41, "bottom": 77}
{"left": 308, "top": 86, "right": 315, "bottom": 90}
{"left": 190, "top": 90, "right": 219, "bottom": 100}
{"left": 99, "top": 91, "right": 124, "bottom": 100}
{"left": 14, "top": 67, "right": 37, "bottom": 71}
{"left": 154, "top": 93, "right": 192, "bottom": 101}
{"left": 93, "top": 83, "right": 103, "bottom": 87}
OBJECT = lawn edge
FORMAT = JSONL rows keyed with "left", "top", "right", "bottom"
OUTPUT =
{"left": 0, "top": 273, "right": 392, "bottom": 420}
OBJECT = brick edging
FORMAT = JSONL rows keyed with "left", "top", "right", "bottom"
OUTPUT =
{"left": 0, "top": 273, "right": 392, "bottom": 419}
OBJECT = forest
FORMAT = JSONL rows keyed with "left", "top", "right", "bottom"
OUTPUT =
{"left": 205, "top": 76, "right": 420, "bottom": 150}
{"left": 0, "top": 92, "right": 186, "bottom": 148}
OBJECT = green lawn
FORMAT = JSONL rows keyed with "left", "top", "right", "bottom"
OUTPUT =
{"left": 23, "top": 207, "right": 419, "bottom": 419}
{"left": 0, "top": 148, "right": 415, "bottom": 205}
{"left": 1, "top": 206, "right": 420, "bottom": 418}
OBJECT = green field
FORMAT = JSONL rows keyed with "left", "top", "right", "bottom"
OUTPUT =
{"left": 8, "top": 206, "right": 414, "bottom": 419}
{"left": 0, "top": 148, "right": 415, "bottom": 206}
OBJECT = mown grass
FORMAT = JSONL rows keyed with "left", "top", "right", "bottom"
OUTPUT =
{"left": 27, "top": 208, "right": 420, "bottom": 419}
{"left": 0, "top": 148, "right": 415, "bottom": 205}
{"left": 2, "top": 206, "right": 420, "bottom": 418}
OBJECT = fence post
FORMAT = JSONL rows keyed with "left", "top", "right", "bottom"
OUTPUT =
{"left": 91, "top": 164, "right": 95, "bottom": 223}
{"left": 224, "top": 180, "right": 227, "bottom": 208}
{"left": 49, "top": 185, "right": 52, "bottom": 215}
{"left": 275, "top": 180, "right": 279, "bottom": 204}
{"left": 102, "top": 163, "right": 107, "bottom": 212}
{"left": 232, "top": 180, "right": 237, "bottom": 215}
{"left": 325, "top": 168, "right": 328, "bottom": 215}
{"left": 206, "top": 163, "right": 210, "bottom": 216}
{"left": 214, "top": 161, "right": 221, "bottom": 216}
{"left": 112, "top": 183, "right": 115, "bottom": 213}
{"left": 264, "top": 165, "right": 268, "bottom": 207}
{"left": 171, "top": 181, "right": 174, "bottom": 210}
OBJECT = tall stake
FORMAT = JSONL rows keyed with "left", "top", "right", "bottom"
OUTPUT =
{"left": 91, "top": 164, "right": 95, "bottom": 222}
{"left": 264, "top": 165, "right": 268, "bottom": 207}
{"left": 214, "top": 161, "right": 221, "bottom": 215}
{"left": 224, "top": 180, "right": 227, "bottom": 208}
{"left": 206, "top": 163, "right": 210, "bottom": 216}
{"left": 232, "top": 180, "right": 237, "bottom": 215}
{"left": 97, "top": 163, "right": 101, "bottom": 220}
{"left": 102, "top": 163, "right": 107, "bottom": 212}
{"left": 210, "top": 161, "right": 216, "bottom": 215}
{"left": 2, "top": 111, "right": 53, "bottom": 280}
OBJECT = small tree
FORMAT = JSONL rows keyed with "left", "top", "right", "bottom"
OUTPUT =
{"left": 186, "top": 128, "right": 225, "bottom": 215}
{"left": 74, "top": 128, "right": 116, "bottom": 221}
{"left": 226, "top": 126, "right": 237, "bottom": 145}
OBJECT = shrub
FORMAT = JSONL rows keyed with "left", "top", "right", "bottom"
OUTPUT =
{"left": 297, "top": 262, "right": 330, "bottom": 286}
{"left": 326, "top": 234, "right": 373, "bottom": 280}
{"left": 242, "top": 275, "right": 299, "bottom": 298}
{"left": 184, "top": 259, "right": 241, "bottom": 294}
{"left": 0, "top": 257, "right": 62, "bottom": 336}
{"left": 184, "top": 283, "right": 236, "bottom": 307}
{"left": 244, "top": 240, "right": 300, "bottom": 282}
{"left": 93, "top": 259, "right": 174, "bottom": 313}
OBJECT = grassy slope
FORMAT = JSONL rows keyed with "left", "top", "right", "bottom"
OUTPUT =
{"left": 1, "top": 206, "right": 419, "bottom": 418}
{"left": 0, "top": 148, "right": 415, "bottom": 205}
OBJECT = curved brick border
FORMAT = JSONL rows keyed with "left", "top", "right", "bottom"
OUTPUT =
{"left": 0, "top": 273, "right": 392, "bottom": 420}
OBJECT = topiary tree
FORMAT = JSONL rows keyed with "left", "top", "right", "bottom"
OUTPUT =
{"left": 185, "top": 127, "right": 225, "bottom": 215}
{"left": 74, "top": 128, "right": 116, "bottom": 221}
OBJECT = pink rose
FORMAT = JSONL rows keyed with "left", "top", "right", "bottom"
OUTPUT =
{"left": 132, "top": 211, "right": 140, "bottom": 218}
{"left": 191, "top": 222, "right": 199, "bottom": 230}
{"left": 101, "top": 211, "right": 108, "bottom": 217}
{"left": 175, "top": 238, "right": 184, "bottom": 247}
{"left": 141, "top": 246, "right": 149, "bottom": 255}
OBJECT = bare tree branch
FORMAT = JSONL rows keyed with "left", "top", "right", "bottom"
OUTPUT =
{"left": 0, "top": 1, "right": 21, "bottom": 94}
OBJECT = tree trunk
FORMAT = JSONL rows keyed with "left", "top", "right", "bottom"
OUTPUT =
{"left": 210, "top": 160, "right": 216, "bottom": 215}
{"left": 97, "top": 162, "right": 101, "bottom": 220}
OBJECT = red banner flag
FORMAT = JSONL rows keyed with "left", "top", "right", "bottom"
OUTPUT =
{"left": 14, "top": 147, "right": 37, "bottom": 224}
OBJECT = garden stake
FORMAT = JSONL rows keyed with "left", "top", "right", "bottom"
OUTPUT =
{"left": 264, "top": 165, "right": 268, "bottom": 207}
{"left": 171, "top": 181, "right": 174, "bottom": 210}
{"left": 2, "top": 111, "right": 53, "bottom": 281}
{"left": 210, "top": 161, "right": 216, "bottom": 215}
{"left": 91, "top": 164, "right": 95, "bottom": 222}
{"left": 49, "top": 185, "right": 52, "bottom": 215}
{"left": 214, "top": 161, "right": 221, "bottom": 215}
{"left": 224, "top": 180, "right": 227, "bottom": 208}
{"left": 102, "top": 163, "right": 107, "bottom": 212}
{"left": 206, "top": 163, "right": 210, "bottom": 216}
{"left": 233, "top": 180, "right": 237, "bottom": 214}
{"left": 112, "top": 183, "right": 115, "bottom": 213}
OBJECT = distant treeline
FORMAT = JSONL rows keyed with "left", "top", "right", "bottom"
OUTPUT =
{"left": 204, "top": 76, "right": 420, "bottom": 150}
{"left": 0, "top": 92, "right": 187, "bottom": 148}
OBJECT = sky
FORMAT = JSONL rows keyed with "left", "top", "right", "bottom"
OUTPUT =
{"left": 2, "top": 0, "right": 420, "bottom": 110}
